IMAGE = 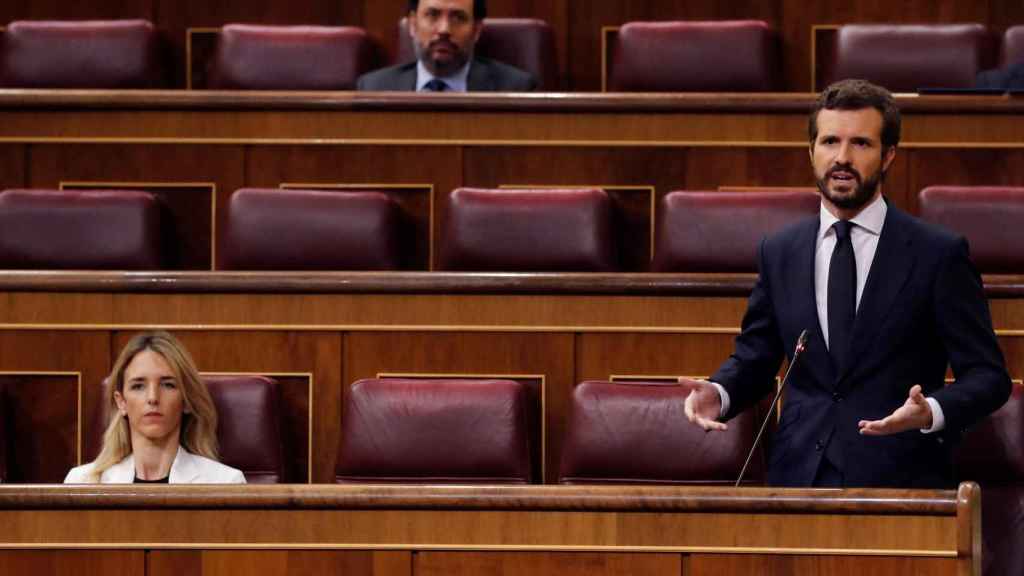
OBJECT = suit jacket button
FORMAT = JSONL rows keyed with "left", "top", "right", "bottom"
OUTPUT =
{"left": 815, "top": 441, "right": 825, "bottom": 451}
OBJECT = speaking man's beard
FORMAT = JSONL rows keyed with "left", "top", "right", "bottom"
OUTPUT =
{"left": 816, "top": 164, "right": 885, "bottom": 211}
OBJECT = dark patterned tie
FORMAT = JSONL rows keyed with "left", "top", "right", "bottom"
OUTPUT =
{"left": 827, "top": 220, "right": 856, "bottom": 370}
{"left": 423, "top": 78, "right": 449, "bottom": 92}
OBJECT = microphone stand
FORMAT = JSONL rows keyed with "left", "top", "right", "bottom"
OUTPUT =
{"left": 735, "top": 330, "right": 809, "bottom": 487}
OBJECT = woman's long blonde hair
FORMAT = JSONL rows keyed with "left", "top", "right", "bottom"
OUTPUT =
{"left": 89, "top": 331, "right": 220, "bottom": 481}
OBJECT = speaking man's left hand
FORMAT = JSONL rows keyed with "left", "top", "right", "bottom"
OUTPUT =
{"left": 858, "top": 384, "right": 934, "bottom": 435}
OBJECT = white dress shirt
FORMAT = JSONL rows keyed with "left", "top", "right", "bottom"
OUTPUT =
{"left": 416, "top": 60, "right": 471, "bottom": 92}
{"left": 710, "top": 194, "right": 944, "bottom": 432}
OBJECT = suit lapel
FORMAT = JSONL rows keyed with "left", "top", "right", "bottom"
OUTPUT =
{"left": 790, "top": 218, "right": 837, "bottom": 390}
{"left": 398, "top": 64, "right": 418, "bottom": 91}
{"left": 837, "top": 205, "right": 915, "bottom": 388}
{"left": 103, "top": 455, "right": 135, "bottom": 483}
{"left": 169, "top": 448, "right": 201, "bottom": 483}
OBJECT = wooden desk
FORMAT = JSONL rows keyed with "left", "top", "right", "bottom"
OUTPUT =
{"left": 0, "top": 482, "right": 982, "bottom": 576}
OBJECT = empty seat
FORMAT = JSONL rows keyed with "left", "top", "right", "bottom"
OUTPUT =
{"left": 559, "top": 380, "right": 765, "bottom": 484}
{"left": 955, "top": 384, "right": 1024, "bottom": 576}
{"left": 221, "top": 188, "right": 401, "bottom": 271}
{"left": 439, "top": 187, "right": 617, "bottom": 272}
{"left": 396, "top": 18, "right": 556, "bottom": 89}
{"left": 919, "top": 186, "right": 1024, "bottom": 274}
{"left": 336, "top": 378, "right": 533, "bottom": 483}
{"left": 652, "top": 190, "right": 819, "bottom": 272}
{"left": 1003, "top": 26, "right": 1024, "bottom": 67}
{"left": 96, "top": 375, "right": 286, "bottom": 483}
{"left": 0, "top": 189, "right": 161, "bottom": 270}
{"left": 206, "top": 24, "right": 374, "bottom": 90}
{"left": 608, "top": 21, "right": 779, "bottom": 92}
{"left": 0, "top": 19, "right": 161, "bottom": 88}
{"left": 821, "top": 24, "right": 992, "bottom": 92}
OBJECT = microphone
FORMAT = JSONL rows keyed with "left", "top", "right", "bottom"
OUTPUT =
{"left": 735, "top": 329, "right": 809, "bottom": 487}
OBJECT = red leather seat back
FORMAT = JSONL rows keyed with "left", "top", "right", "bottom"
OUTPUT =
{"left": 955, "top": 385, "right": 1024, "bottom": 576}
{"left": 609, "top": 21, "right": 779, "bottom": 92}
{"left": 207, "top": 24, "right": 373, "bottom": 90}
{"left": 439, "top": 188, "right": 617, "bottom": 272}
{"left": 919, "top": 186, "right": 1024, "bottom": 274}
{"left": 95, "top": 375, "right": 286, "bottom": 483}
{"left": 559, "top": 380, "right": 765, "bottom": 484}
{"left": 0, "top": 189, "right": 161, "bottom": 270}
{"left": 221, "top": 188, "right": 401, "bottom": 271}
{"left": 203, "top": 376, "right": 286, "bottom": 484}
{"left": 336, "top": 378, "right": 533, "bottom": 483}
{"left": 652, "top": 190, "right": 819, "bottom": 272}
{"left": 395, "top": 18, "right": 556, "bottom": 89}
{"left": 1003, "top": 26, "right": 1024, "bottom": 67}
{"left": 0, "top": 19, "right": 161, "bottom": 88}
{"left": 824, "top": 24, "right": 991, "bottom": 91}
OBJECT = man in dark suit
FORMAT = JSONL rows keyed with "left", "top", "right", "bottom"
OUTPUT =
{"left": 682, "top": 79, "right": 1011, "bottom": 488}
{"left": 356, "top": 0, "right": 536, "bottom": 92}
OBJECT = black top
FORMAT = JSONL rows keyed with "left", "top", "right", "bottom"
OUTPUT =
{"left": 133, "top": 475, "right": 170, "bottom": 484}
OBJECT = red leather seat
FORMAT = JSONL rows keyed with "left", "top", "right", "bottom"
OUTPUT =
{"left": 652, "top": 190, "right": 819, "bottom": 272}
{"left": 822, "top": 24, "right": 992, "bottom": 92}
{"left": 0, "top": 189, "right": 162, "bottom": 270}
{"left": 207, "top": 24, "right": 374, "bottom": 90}
{"left": 559, "top": 380, "right": 765, "bottom": 484}
{"left": 95, "top": 375, "right": 286, "bottom": 483}
{"left": 919, "top": 186, "right": 1024, "bottom": 274}
{"left": 336, "top": 378, "right": 534, "bottom": 483}
{"left": 439, "top": 187, "right": 617, "bottom": 272}
{"left": 1003, "top": 26, "right": 1024, "bottom": 67}
{"left": 221, "top": 188, "right": 401, "bottom": 271}
{"left": 0, "top": 19, "right": 161, "bottom": 88}
{"left": 396, "top": 18, "right": 556, "bottom": 89}
{"left": 955, "top": 384, "right": 1024, "bottom": 576}
{"left": 608, "top": 21, "right": 779, "bottom": 92}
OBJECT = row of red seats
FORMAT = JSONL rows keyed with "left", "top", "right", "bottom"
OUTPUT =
{"left": 3, "top": 19, "right": 1023, "bottom": 91}
{"left": 1, "top": 186, "right": 1022, "bottom": 273}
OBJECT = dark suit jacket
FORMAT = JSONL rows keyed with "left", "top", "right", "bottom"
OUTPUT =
{"left": 356, "top": 57, "right": 537, "bottom": 92}
{"left": 712, "top": 202, "right": 1011, "bottom": 488}
{"left": 975, "top": 61, "right": 1024, "bottom": 90}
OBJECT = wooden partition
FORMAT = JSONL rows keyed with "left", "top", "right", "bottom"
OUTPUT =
{"left": 0, "top": 483, "right": 983, "bottom": 575}
{"left": 1, "top": 272, "right": 1022, "bottom": 484}
{"left": 1, "top": 91, "right": 1023, "bottom": 272}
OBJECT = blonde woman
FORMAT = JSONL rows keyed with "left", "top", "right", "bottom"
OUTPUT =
{"left": 65, "top": 331, "right": 245, "bottom": 483}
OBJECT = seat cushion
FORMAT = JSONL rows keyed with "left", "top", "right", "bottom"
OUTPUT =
{"left": 221, "top": 188, "right": 401, "bottom": 271}
{"left": 652, "top": 190, "right": 819, "bottom": 272}
{"left": 439, "top": 188, "right": 616, "bottom": 271}
{"left": 609, "top": 21, "right": 778, "bottom": 92}
{"left": 336, "top": 378, "right": 532, "bottom": 483}
{"left": 0, "top": 189, "right": 161, "bottom": 270}
{"left": 559, "top": 380, "right": 765, "bottom": 484}
{"left": 827, "top": 24, "right": 991, "bottom": 92}
{"left": 207, "top": 24, "right": 373, "bottom": 90}
{"left": 918, "top": 186, "right": 1024, "bottom": 274}
{"left": 0, "top": 19, "right": 160, "bottom": 88}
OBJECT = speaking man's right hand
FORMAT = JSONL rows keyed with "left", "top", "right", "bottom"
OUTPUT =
{"left": 680, "top": 377, "right": 728, "bottom": 432}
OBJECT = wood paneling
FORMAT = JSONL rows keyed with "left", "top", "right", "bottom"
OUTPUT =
{"left": 416, "top": 551, "right": 680, "bottom": 576}
{"left": 0, "top": 551, "right": 143, "bottom": 576}
{"left": 149, "top": 550, "right": 410, "bottom": 576}
{"left": 576, "top": 332, "right": 742, "bottom": 383}
{"left": 905, "top": 149, "right": 1024, "bottom": 214}
{"left": 0, "top": 145, "right": 26, "bottom": 190}
{"left": 688, "top": 553, "right": 955, "bottom": 576}
{"left": 0, "top": 331, "right": 110, "bottom": 479}
{"left": 345, "top": 331, "right": 574, "bottom": 482}
{"left": 0, "top": 374, "right": 78, "bottom": 482}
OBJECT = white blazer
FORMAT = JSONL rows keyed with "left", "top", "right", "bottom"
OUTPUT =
{"left": 64, "top": 447, "right": 246, "bottom": 484}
